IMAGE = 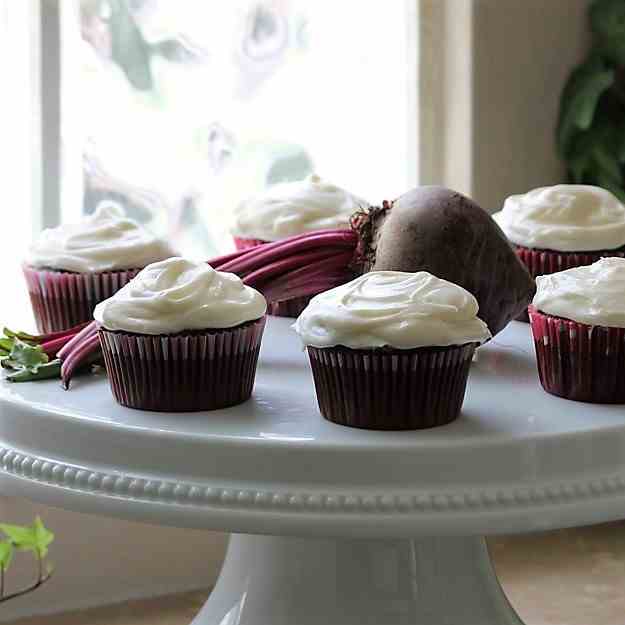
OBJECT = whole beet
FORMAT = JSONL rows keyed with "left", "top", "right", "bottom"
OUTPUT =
{"left": 367, "top": 186, "right": 535, "bottom": 336}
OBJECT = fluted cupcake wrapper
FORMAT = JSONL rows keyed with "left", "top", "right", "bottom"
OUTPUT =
{"left": 233, "top": 236, "right": 267, "bottom": 250}
{"left": 307, "top": 343, "right": 477, "bottom": 430}
{"left": 514, "top": 245, "right": 625, "bottom": 322}
{"left": 23, "top": 265, "right": 140, "bottom": 334}
{"left": 98, "top": 317, "right": 266, "bottom": 412}
{"left": 528, "top": 306, "right": 625, "bottom": 403}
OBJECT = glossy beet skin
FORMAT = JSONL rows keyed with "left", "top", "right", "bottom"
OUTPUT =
{"left": 366, "top": 186, "right": 535, "bottom": 336}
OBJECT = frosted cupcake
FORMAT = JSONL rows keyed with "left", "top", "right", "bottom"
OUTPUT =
{"left": 24, "top": 202, "right": 174, "bottom": 333}
{"left": 293, "top": 271, "right": 491, "bottom": 430}
{"left": 231, "top": 173, "right": 369, "bottom": 317}
{"left": 493, "top": 185, "right": 625, "bottom": 320}
{"left": 529, "top": 257, "right": 625, "bottom": 404}
{"left": 94, "top": 257, "right": 267, "bottom": 412}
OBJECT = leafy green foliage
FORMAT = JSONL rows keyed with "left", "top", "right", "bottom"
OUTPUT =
{"left": 0, "top": 517, "right": 54, "bottom": 559}
{"left": 0, "top": 542, "right": 13, "bottom": 571}
{"left": 0, "top": 517, "right": 54, "bottom": 603}
{"left": 559, "top": 0, "right": 625, "bottom": 194}
{"left": 0, "top": 329, "right": 62, "bottom": 383}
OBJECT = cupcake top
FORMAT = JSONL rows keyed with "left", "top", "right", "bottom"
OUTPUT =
{"left": 94, "top": 257, "right": 266, "bottom": 334}
{"left": 231, "top": 173, "right": 369, "bottom": 241}
{"left": 27, "top": 202, "right": 174, "bottom": 273}
{"left": 292, "top": 271, "right": 491, "bottom": 349}
{"left": 492, "top": 185, "right": 625, "bottom": 252}
{"left": 533, "top": 257, "right": 625, "bottom": 328}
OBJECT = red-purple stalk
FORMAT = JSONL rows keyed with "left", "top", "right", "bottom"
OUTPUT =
{"left": 54, "top": 227, "right": 364, "bottom": 388}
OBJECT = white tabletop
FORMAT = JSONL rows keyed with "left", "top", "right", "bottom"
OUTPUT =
{"left": 1, "top": 317, "right": 625, "bottom": 537}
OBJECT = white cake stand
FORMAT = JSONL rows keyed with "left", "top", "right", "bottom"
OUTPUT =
{"left": 1, "top": 317, "right": 625, "bottom": 624}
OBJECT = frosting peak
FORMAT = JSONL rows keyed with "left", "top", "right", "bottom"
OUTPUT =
{"left": 231, "top": 173, "right": 369, "bottom": 241}
{"left": 27, "top": 202, "right": 175, "bottom": 273}
{"left": 533, "top": 257, "right": 625, "bottom": 327}
{"left": 292, "top": 271, "right": 491, "bottom": 349}
{"left": 94, "top": 257, "right": 267, "bottom": 334}
{"left": 492, "top": 185, "right": 625, "bottom": 252}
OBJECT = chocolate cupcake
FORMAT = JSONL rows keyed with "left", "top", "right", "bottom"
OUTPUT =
{"left": 231, "top": 173, "right": 369, "bottom": 317}
{"left": 24, "top": 202, "right": 174, "bottom": 333}
{"left": 293, "top": 271, "right": 491, "bottom": 430}
{"left": 493, "top": 185, "right": 625, "bottom": 321}
{"left": 529, "top": 257, "right": 625, "bottom": 403}
{"left": 94, "top": 257, "right": 267, "bottom": 412}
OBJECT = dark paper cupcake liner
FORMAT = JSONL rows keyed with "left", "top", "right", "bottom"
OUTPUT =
{"left": 23, "top": 265, "right": 139, "bottom": 334}
{"left": 267, "top": 295, "right": 312, "bottom": 318}
{"left": 514, "top": 244, "right": 625, "bottom": 322}
{"left": 307, "top": 343, "right": 477, "bottom": 430}
{"left": 233, "top": 236, "right": 268, "bottom": 250}
{"left": 98, "top": 317, "right": 266, "bottom": 412}
{"left": 528, "top": 306, "right": 625, "bottom": 403}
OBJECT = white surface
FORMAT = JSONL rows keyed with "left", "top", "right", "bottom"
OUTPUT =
{"left": 191, "top": 534, "right": 523, "bottom": 625}
{"left": 1, "top": 317, "right": 625, "bottom": 537}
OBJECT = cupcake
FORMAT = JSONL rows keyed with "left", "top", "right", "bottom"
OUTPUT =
{"left": 231, "top": 173, "right": 369, "bottom": 316}
{"left": 94, "top": 257, "right": 267, "bottom": 411}
{"left": 529, "top": 257, "right": 625, "bottom": 404}
{"left": 493, "top": 185, "right": 625, "bottom": 321}
{"left": 293, "top": 271, "right": 491, "bottom": 430}
{"left": 24, "top": 202, "right": 174, "bottom": 333}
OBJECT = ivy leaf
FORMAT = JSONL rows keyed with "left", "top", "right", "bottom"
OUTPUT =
{"left": 0, "top": 518, "right": 54, "bottom": 559}
{"left": 33, "top": 517, "right": 54, "bottom": 559}
{"left": 0, "top": 523, "right": 37, "bottom": 551}
{"left": 0, "top": 541, "right": 13, "bottom": 571}
{"left": 557, "top": 59, "right": 615, "bottom": 157}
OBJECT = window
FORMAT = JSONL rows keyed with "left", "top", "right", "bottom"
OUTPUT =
{"left": 60, "top": 0, "right": 417, "bottom": 258}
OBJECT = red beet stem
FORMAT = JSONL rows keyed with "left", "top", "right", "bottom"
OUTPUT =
{"left": 57, "top": 321, "right": 98, "bottom": 361}
{"left": 27, "top": 321, "right": 91, "bottom": 344}
{"left": 40, "top": 335, "right": 76, "bottom": 358}
{"left": 242, "top": 248, "right": 349, "bottom": 287}
{"left": 217, "top": 230, "right": 357, "bottom": 275}
{"left": 61, "top": 332, "right": 101, "bottom": 389}
{"left": 260, "top": 251, "right": 355, "bottom": 302}
{"left": 208, "top": 248, "right": 250, "bottom": 268}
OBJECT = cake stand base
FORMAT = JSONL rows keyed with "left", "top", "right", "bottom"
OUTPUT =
{"left": 192, "top": 534, "right": 523, "bottom": 625}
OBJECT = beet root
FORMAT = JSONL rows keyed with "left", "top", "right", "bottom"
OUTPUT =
{"left": 366, "top": 186, "right": 535, "bottom": 336}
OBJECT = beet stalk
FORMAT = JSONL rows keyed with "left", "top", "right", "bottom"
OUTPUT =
{"left": 28, "top": 186, "right": 536, "bottom": 389}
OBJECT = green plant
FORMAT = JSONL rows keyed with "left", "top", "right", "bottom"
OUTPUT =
{"left": 558, "top": 0, "right": 625, "bottom": 200}
{"left": 0, "top": 517, "right": 54, "bottom": 603}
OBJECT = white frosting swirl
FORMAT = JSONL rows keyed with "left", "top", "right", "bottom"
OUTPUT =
{"left": 533, "top": 257, "right": 625, "bottom": 327}
{"left": 94, "top": 257, "right": 266, "bottom": 334}
{"left": 292, "top": 271, "right": 491, "bottom": 349}
{"left": 492, "top": 185, "right": 625, "bottom": 252}
{"left": 27, "top": 202, "right": 175, "bottom": 273}
{"left": 231, "top": 174, "right": 369, "bottom": 241}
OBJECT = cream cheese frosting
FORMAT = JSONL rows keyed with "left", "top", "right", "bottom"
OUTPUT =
{"left": 533, "top": 257, "right": 625, "bottom": 327}
{"left": 292, "top": 271, "right": 491, "bottom": 349}
{"left": 231, "top": 173, "right": 369, "bottom": 241}
{"left": 27, "top": 202, "right": 175, "bottom": 273}
{"left": 94, "top": 257, "right": 267, "bottom": 334}
{"left": 492, "top": 185, "right": 625, "bottom": 252}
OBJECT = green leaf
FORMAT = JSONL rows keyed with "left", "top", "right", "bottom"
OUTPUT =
{"left": 0, "top": 338, "right": 13, "bottom": 353}
{"left": 0, "top": 523, "right": 37, "bottom": 552}
{"left": 557, "top": 60, "right": 614, "bottom": 157}
{"left": 590, "top": 0, "right": 625, "bottom": 40}
{"left": 6, "top": 360, "right": 61, "bottom": 383}
{"left": 0, "top": 518, "right": 54, "bottom": 558}
{"left": 593, "top": 143, "right": 623, "bottom": 183}
{"left": 33, "top": 517, "right": 54, "bottom": 559}
{"left": 8, "top": 339, "right": 48, "bottom": 373}
{"left": 0, "top": 541, "right": 13, "bottom": 571}
{"left": 3, "top": 328, "right": 37, "bottom": 342}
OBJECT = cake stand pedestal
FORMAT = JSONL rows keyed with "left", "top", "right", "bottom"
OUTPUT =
{"left": 2, "top": 318, "right": 625, "bottom": 624}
